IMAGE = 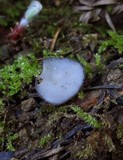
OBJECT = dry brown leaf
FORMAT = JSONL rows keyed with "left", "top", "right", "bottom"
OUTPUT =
{"left": 79, "top": 11, "right": 92, "bottom": 23}
{"left": 79, "top": 0, "right": 95, "bottom": 6}
{"left": 76, "top": 90, "right": 101, "bottom": 111}
{"left": 75, "top": 0, "right": 123, "bottom": 30}
{"left": 105, "top": 10, "right": 116, "bottom": 31}
{"left": 74, "top": 6, "right": 93, "bottom": 11}
{"left": 112, "top": 4, "right": 123, "bottom": 14}
{"left": 93, "top": 0, "right": 118, "bottom": 6}
{"left": 79, "top": 9, "right": 101, "bottom": 23}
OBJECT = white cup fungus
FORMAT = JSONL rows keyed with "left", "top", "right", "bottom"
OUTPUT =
{"left": 35, "top": 58, "right": 85, "bottom": 105}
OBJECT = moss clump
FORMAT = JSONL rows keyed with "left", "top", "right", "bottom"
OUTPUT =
{"left": 0, "top": 53, "right": 41, "bottom": 96}
{"left": 42, "top": 49, "right": 72, "bottom": 58}
{"left": 43, "top": 49, "right": 62, "bottom": 58}
{"left": 0, "top": 99, "right": 4, "bottom": 114}
{"left": 94, "top": 53, "right": 105, "bottom": 70}
{"left": 116, "top": 124, "right": 123, "bottom": 145}
{"left": 39, "top": 134, "right": 52, "bottom": 148}
{"left": 74, "top": 132, "right": 115, "bottom": 159}
{"left": 103, "top": 133, "right": 115, "bottom": 152}
{"left": 6, "top": 133, "right": 18, "bottom": 151}
{"left": 76, "top": 54, "right": 93, "bottom": 78}
{"left": 76, "top": 143, "right": 94, "bottom": 159}
{"left": 0, "top": 126, "right": 18, "bottom": 151}
{"left": 47, "top": 111, "right": 64, "bottom": 127}
{"left": 99, "top": 31, "right": 123, "bottom": 54}
{"left": 0, "top": 54, "right": 41, "bottom": 150}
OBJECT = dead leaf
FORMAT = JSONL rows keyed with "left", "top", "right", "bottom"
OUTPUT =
{"left": 105, "top": 10, "right": 116, "bottom": 31}
{"left": 77, "top": 90, "right": 101, "bottom": 111}
{"left": 75, "top": 0, "right": 123, "bottom": 30}
{"left": 93, "top": 0, "right": 117, "bottom": 6}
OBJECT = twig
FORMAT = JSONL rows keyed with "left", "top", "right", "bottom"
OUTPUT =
{"left": 86, "top": 85, "right": 123, "bottom": 90}
{"left": 50, "top": 27, "right": 62, "bottom": 51}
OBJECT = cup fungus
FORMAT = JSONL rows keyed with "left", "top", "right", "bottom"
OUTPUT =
{"left": 35, "top": 58, "right": 85, "bottom": 105}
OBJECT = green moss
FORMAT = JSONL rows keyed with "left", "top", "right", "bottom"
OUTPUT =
{"left": 99, "top": 31, "right": 123, "bottom": 54}
{"left": 71, "top": 105, "right": 101, "bottom": 128}
{"left": 40, "top": 6, "right": 73, "bottom": 21}
{"left": 116, "top": 124, "right": 123, "bottom": 145}
{"left": 43, "top": 49, "right": 61, "bottom": 58}
{"left": 77, "top": 51, "right": 105, "bottom": 78}
{"left": 6, "top": 133, "right": 18, "bottom": 151}
{"left": 39, "top": 134, "right": 52, "bottom": 148}
{"left": 42, "top": 49, "right": 72, "bottom": 58}
{"left": 78, "top": 91, "right": 85, "bottom": 99}
{"left": 46, "top": 105, "right": 69, "bottom": 127}
{"left": 72, "top": 22, "right": 94, "bottom": 33}
{"left": 0, "top": 99, "right": 4, "bottom": 114}
{"left": 0, "top": 129, "right": 18, "bottom": 151}
{"left": 31, "top": 38, "right": 42, "bottom": 54}
{"left": 47, "top": 25, "right": 57, "bottom": 37}
{"left": 94, "top": 53, "right": 104, "bottom": 68}
{"left": 75, "top": 143, "right": 94, "bottom": 159}
{"left": 75, "top": 132, "right": 115, "bottom": 159}
{"left": 56, "top": 105, "right": 68, "bottom": 113}
{"left": 0, "top": 1, "right": 27, "bottom": 27}
{"left": 40, "top": 105, "right": 56, "bottom": 116}
{"left": 0, "top": 17, "right": 8, "bottom": 27}
{"left": 0, "top": 120, "right": 4, "bottom": 136}
{"left": 0, "top": 53, "right": 41, "bottom": 96}
{"left": 94, "top": 53, "right": 105, "bottom": 71}
{"left": 6, "top": 2, "right": 25, "bottom": 19}
{"left": 103, "top": 133, "right": 115, "bottom": 152}
{"left": 119, "top": 63, "right": 123, "bottom": 69}
{"left": 0, "top": 99, "right": 4, "bottom": 150}
{"left": 76, "top": 54, "right": 93, "bottom": 78}
{"left": 47, "top": 111, "right": 64, "bottom": 127}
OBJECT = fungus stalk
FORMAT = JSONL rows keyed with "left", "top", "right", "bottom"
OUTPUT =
{"left": 10, "top": 0, "right": 42, "bottom": 40}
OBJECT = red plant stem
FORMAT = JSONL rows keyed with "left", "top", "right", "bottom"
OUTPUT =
{"left": 9, "top": 25, "right": 26, "bottom": 41}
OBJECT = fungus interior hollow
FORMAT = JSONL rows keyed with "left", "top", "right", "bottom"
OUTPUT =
{"left": 35, "top": 58, "right": 85, "bottom": 105}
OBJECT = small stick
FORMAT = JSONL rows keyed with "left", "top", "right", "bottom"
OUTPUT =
{"left": 86, "top": 85, "right": 123, "bottom": 90}
{"left": 50, "top": 27, "right": 62, "bottom": 51}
